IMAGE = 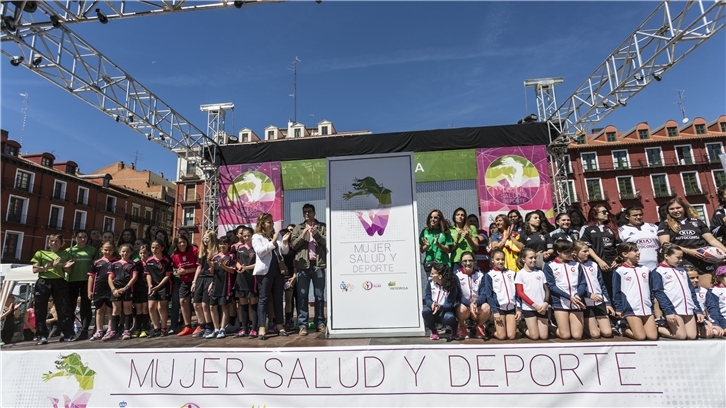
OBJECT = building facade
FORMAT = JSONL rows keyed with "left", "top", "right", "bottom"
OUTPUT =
{"left": 567, "top": 115, "right": 726, "bottom": 223}
{"left": 1, "top": 130, "right": 173, "bottom": 263}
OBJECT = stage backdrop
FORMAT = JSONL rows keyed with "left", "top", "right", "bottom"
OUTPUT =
{"left": 476, "top": 146, "right": 554, "bottom": 226}
{"left": 326, "top": 153, "right": 425, "bottom": 337}
{"left": 218, "top": 162, "right": 283, "bottom": 235}
{"left": 2, "top": 342, "right": 723, "bottom": 407}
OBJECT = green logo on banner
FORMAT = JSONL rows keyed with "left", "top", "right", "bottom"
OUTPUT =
{"left": 413, "top": 149, "right": 477, "bottom": 182}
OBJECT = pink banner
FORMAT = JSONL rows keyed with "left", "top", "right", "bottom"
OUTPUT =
{"left": 218, "top": 162, "right": 282, "bottom": 235}
{"left": 476, "top": 146, "right": 553, "bottom": 226}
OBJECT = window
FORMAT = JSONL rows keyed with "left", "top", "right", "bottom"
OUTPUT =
{"left": 705, "top": 143, "right": 723, "bottom": 163}
{"left": 132, "top": 206, "right": 140, "bottom": 218}
{"left": 321, "top": 126, "right": 329, "bottom": 136}
{"left": 183, "top": 207, "right": 195, "bottom": 226}
{"left": 48, "top": 205, "right": 64, "bottom": 230}
{"left": 617, "top": 176, "right": 637, "bottom": 199}
{"left": 566, "top": 180, "right": 578, "bottom": 202}
{"left": 3, "top": 231, "right": 23, "bottom": 259}
{"left": 5, "top": 145, "right": 18, "bottom": 156}
{"left": 585, "top": 178, "right": 604, "bottom": 201}
{"left": 241, "top": 133, "right": 249, "bottom": 142}
{"left": 103, "top": 217, "right": 115, "bottom": 233}
{"left": 645, "top": 147, "right": 663, "bottom": 167}
{"left": 77, "top": 187, "right": 88, "bottom": 205}
{"left": 14, "top": 170, "right": 34, "bottom": 192}
{"left": 66, "top": 165, "right": 76, "bottom": 175}
{"left": 106, "top": 196, "right": 117, "bottom": 213}
{"left": 294, "top": 128, "right": 301, "bottom": 138}
{"left": 52, "top": 180, "right": 67, "bottom": 200}
{"left": 721, "top": 123, "right": 726, "bottom": 133}
{"left": 638, "top": 129, "right": 650, "bottom": 140}
{"left": 41, "top": 157, "right": 53, "bottom": 167}
{"left": 651, "top": 174, "right": 671, "bottom": 198}
{"left": 606, "top": 132, "right": 616, "bottom": 142}
{"left": 73, "top": 210, "right": 87, "bottom": 231}
{"left": 184, "top": 184, "right": 196, "bottom": 202}
{"left": 713, "top": 170, "right": 726, "bottom": 189}
{"left": 145, "top": 209, "right": 153, "bottom": 222}
{"left": 612, "top": 150, "right": 629, "bottom": 169}
{"left": 576, "top": 135, "right": 586, "bottom": 145}
{"left": 102, "top": 178, "right": 109, "bottom": 188}
{"left": 682, "top": 172, "right": 702, "bottom": 196}
{"left": 267, "top": 130, "right": 274, "bottom": 139}
{"left": 692, "top": 204, "right": 707, "bottom": 224}
{"left": 675, "top": 145, "right": 693, "bottom": 165}
{"left": 695, "top": 124, "right": 706, "bottom": 135}
{"left": 6, "top": 196, "right": 27, "bottom": 223}
{"left": 563, "top": 155, "right": 573, "bottom": 173}
{"left": 581, "top": 153, "right": 598, "bottom": 172}
{"left": 185, "top": 161, "right": 196, "bottom": 175}
{"left": 667, "top": 127, "right": 679, "bottom": 137}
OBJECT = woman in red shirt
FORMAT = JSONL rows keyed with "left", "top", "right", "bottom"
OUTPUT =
{"left": 171, "top": 235, "right": 199, "bottom": 336}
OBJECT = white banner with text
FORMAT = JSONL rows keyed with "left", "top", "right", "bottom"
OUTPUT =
{"left": 2, "top": 342, "right": 724, "bottom": 407}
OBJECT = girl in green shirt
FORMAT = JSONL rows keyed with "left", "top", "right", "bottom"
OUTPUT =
{"left": 420, "top": 209, "right": 454, "bottom": 293}
{"left": 450, "top": 207, "right": 480, "bottom": 266}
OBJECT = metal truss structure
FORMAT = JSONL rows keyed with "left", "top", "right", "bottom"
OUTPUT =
{"left": 1, "top": 0, "right": 281, "bottom": 237}
{"left": 527, "top": 0, "right": 726, "bottom": 214}
{"left": 199, "top": 103, "right": 234, "bottom": 234}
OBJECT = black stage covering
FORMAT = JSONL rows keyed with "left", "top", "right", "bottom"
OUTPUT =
{"left": 217, "top": 122, "right": 555, "bottom": 165}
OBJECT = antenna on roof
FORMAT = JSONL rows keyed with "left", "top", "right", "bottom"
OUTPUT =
{"left": 675, "top": 89, "right": 689, "bottom": 124}
{"left": 289, "top": 57, "right": 301, "bottom": 123}
{"left": 19, "top": 92, "right": 29, "bottom": 145}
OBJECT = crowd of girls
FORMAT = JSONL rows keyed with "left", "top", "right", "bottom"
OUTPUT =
{"left": 422, "top": 197, "right": 726, "bottom": 341}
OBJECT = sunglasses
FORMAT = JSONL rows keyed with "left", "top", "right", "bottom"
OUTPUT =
{"left": 599, "top": 210, "right": 609, "bottom": 215}
{"left": 461, "top": 260, "right": 475, "bottom": 264}
{"left": 429, "top": 216, "right": 440, "bottom": 220}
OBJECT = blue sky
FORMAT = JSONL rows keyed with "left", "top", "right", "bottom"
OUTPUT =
{"left": 2, "top": 1, "right": 724, "bottom": 180}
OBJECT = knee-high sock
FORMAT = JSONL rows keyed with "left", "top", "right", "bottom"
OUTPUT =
{"left": 124, "top": 315, "right": 133, "bottom": 331}
{"left": 250, "top": 303, "right": 258, "bottom": 331}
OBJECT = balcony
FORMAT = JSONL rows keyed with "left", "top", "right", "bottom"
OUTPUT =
{"left": 50, "top": 192, "right": 68, "bottom": 203}
{"left": 176, "top": 217, "right": 199, "bottom": 229}
{"left": 47, "top": 220, "right": 66, "bottom": 230}
{"left": 3, "top": 176, "right": 40, "bottom": 195}
{"left": 97, "top": 201, "right": 126, "bottom": 217}
{"left": 583, "top": 166, "right": 599, "bottom": 173}
{"left": 178, "top": 171, "right": 200, "bottom": 181}
{"left": 126, "top": 213, "right": 142, "bottom": 223}
{"left": 653, "top": 189, "right": 675, "bottom": 198}
{"left": 6, "top": 212, "right": 32, "bottom": 226}
{"left": 587, "top": 192, "right": 609, "bottom": 202}
{"left": 76, "top": 198, "right": 91, "bottom": 207}
{"left": 619, "top": 192, "right": 641, "bottom": 200}
{"left": 72, "top": 221, "right": 87, "bottom": 231}
{"left": 685, "top": 188, "right": 704, "bottom": 197}
{"left": 179, "top": 193, "right": 201, "bottom": 205}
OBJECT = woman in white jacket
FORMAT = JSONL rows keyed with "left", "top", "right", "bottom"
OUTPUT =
{"left": 252, "top": 213, "right": 290, "bottom": 340}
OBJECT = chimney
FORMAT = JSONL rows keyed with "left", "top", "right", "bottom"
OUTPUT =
{"left": 119, "top": 161, "right": 125, "bottom": 170}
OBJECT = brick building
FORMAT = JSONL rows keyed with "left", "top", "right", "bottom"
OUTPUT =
{"left": 1, "top": 130, "right": 173, "bottom": 263}
{"left": 567, "top": 115, "right": 726, "bottom": 223}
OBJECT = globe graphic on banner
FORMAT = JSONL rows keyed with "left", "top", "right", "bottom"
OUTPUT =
{"left": 485, "top": 155, "right": 540, "bottom": 205}
{"left": 227, "top": 171, "right": 276, "bottom": 213}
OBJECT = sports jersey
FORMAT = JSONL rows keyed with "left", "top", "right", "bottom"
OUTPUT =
{"left": 619, "top": 223, "right": 660, "bottom": 271}
{"left": 89, "top": 258, "right": 116, "bottom": 298}
{"left": 419, "top": 228, "right": 454, "bottom": 266}
{"left": 612, "top": 264, "right": 653, "bottom": 316}
{"left": 695, "top": 286, "right": 708, "bottom": 318}
{"left": 65, "top": 245, "right": 98, "bottom": 282}
{"left": 514, "top": 269, "right": 546, "bottom": 311}
{"left": 651, "top": 264, "right": 702, "bottom": 316}
{"left": 550, "top": 228, "right": 579, "bottom": 242}
{"left": 31, "top": 250, "right": 71, "bottom": 280}
{"left": 483, "top": 268, "right": 517, "bottom": 313}
{"left": 657, "top": 218, "right": 709, "bottom": 249}
{"left": 197, "top": 255, "right": 213, "bottom": 278}
{"left": 144, "top": 256, "right": 173, "bottom": 287}
{"left": 705, "top": 286, "right": 726, "bottom": 329}
{"left": 473, "top": 229, "right": 490, "bottom": 271}
{"left": 454, "top": 269, "right": 484, "bottom": 307}
{"left": 109, "top": 260, "right": 138, "bottom": 290}
{"left": 235, "top": 244, "right": 256, "bottom": 292}
{"left": 423, "top": 280, "right": 458, "bottom": 313}
{"left": 543, "top": 259, "right": 588, "bottom": 310}
{"left": 450, "top": 225, "right": 480, "bottom": 263}
{"left": 210, "top": 253, "right": 235, "bottom": 297}
{"left": 171, "top": 247, "right": 199, "bottom": 283}
{"left": 579, "top": 259, "right": 611, "bottom": 307}
{"left": 710, "top": 206, "right": 726, "bottom": 241}
{"left": 518, "top": 230, "right": 553, "bottom": 253}
{"left": 580, "top": 224, "right": 619, "bottom": 264}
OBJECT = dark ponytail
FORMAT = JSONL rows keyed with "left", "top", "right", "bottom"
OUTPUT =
{"left": 432, "top": 263, "right": 457, "bottom": 293}
{"left": 614, "top": 242, "right": 639, "bottom": 265}
{"left": 517, "top": 248, "right": 536, "bottom": 270}
{"left": 657, "top": 243, "right": 683, "bottom": 263}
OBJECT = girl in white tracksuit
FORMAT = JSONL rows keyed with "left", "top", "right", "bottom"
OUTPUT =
{"left": 544, "top": 239, "right": 587, "bottom": 340}
{"left": 687, "top": 266, "right": 724, "bottom": 338}
{"left": 706, "top": 266, "right": 726, "bottom": 331}
{"left": 573, "top": 241, "right": 614, "bottom": 339}
{"left": 612, "top": 242, "right": 658, "bottom": 341}
{"left": 482, "top": 249, "right": 520, "bottom": 340}
{"left": 651, "top": 244, "right": 704, "bottom": 340}
{"left": 455, "top": 251, "right": 490, "bottom": 340}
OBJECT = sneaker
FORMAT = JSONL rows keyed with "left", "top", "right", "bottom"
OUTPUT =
{"left": 58, "top": 336, "right": 73, "bottom": 342}
{"left": 233, "top": 329, "right": 247, "bottom": 338}
{"left": 284, "top": 320, "right": 295, "bottom": 331}
{"left": 449, "top": 329, "right": 460, "bottom": 341}
{"left": 248, "top": 329, "right": 258, "bottom": 339}
{"left": 37, "top": 336, "right": 48, "bottom": 345}
{"left": 102, "top": 331, "right": 117, "bottom": 341}
{"left": 192, "top": 326, "right": 203, "bottom": 336}
{"left": 160, "top": 329, "right": 169, "bottom": 337}
{"left": 204, "top": 330, "right": 219, "bottom": 339}
{"left": 475, "top": 324, "right": 487, "bottom": 339}
{"left": 299, "top": 326, "right": 308, "bottom": 336}
{"left": 73, "top": 331, "right": 89, "bottom": 341}
{"left": 458, "top": 325, "right": 470, "bottom": 339}
{"left": 317, "top": 324, "right": 326, "bottom": 333}
{"left": 177, "top": 327, "right": 194, "bottom": 336}
{"left": 122, "top": 330, "right": 132, "bottom": 340}
{"left": 615, "top": 320, "right": 628, "bottom": 337}
{"left": 216, "top": 331, "right": 226, "bottom": 339}
{"left": 145, "top": 330, "right": 158, "bottom": 338}
{"left": 430, "top": 333, "right": 440, "bottom": 340}
{"left": 517, "top": 319, "right": 528, "bottom": 337}
{"left": 193, "top": 327, "right": 207, "bottom": 338}
{"left": 656, "top": 317, "right": 667, "bottom": 328}
{"left": 139, "top": 330, "right": 148, "bottom": 338}
{"left": 131, "top": 329, "right": 141, "bottom": 338}
{"left": 90, "top": 331, "right": 104, "bottom": 341}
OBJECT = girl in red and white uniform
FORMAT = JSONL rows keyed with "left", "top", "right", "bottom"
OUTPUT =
{"left": 482, "top": 249, "right": 520, "bottom": 340}
{"left": 612, "top": 242, "right": 658, "bottom": 340}
{"left": 705, "top": 267, "right": 726, "bottom": 331}
{"left": 651, "top": 245, "right": 704, "bottom": 340}
{"left": 573, "top": 241, "right": 614, "bottom": 339}
{"left": 687, "top": 266, "right": 724, "bottom": 338}
{"left": 543, "top": 240, "right": 587, "bottom": 340}
{"left": 515, "top": 248, "right": 550, "bottom": 340}
{"left": 455, "top": 251, "right": 489, "bottom": 339}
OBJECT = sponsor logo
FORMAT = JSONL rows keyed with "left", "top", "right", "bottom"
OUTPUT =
{"left": 535, "top": 276, "right": 542, "bottom": 281}
{"left": 506, "top": 273, "right": 513, "bottom": 280}
{"left": 362, "top": 281, "right": 381, "bottom": 290}
{"left": 180, "top": 404, "right": 201, "bottom": 408}
{"left": 666, "top": 274, "right": 674, "bottom": 280}
{"left": 388, "top": 281, "right": 409, "bottom": 290}
{"left": 119, "top": 402, "right": 128, "bottom": 408}
{"left": 641, "top": 272, "right": 648, "bottom": 279}
{"left": 625, "top": 276, "right": 633, "bottom": 281}
{"left": 342, "top": 177, "right": 392, "bottom": 237}
{"left": 340, "top": 281, "right": 354, "bottom": 292}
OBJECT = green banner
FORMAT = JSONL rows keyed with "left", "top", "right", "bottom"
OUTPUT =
{"left": 414, "top": 149, "right": 477, "bottom": 182}
{"left": 281, "top": 159, "right": 327, "bottom": 190}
